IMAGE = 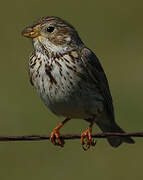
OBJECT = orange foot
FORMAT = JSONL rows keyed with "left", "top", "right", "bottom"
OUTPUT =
{"left": 50, "top": 118, "right": 70, "bottom": 147}
{"left": 81, "top": 127, "right": 96, "bottom": 151}
{"left": 50, "top": 128, "right": 64, "bottom": 147}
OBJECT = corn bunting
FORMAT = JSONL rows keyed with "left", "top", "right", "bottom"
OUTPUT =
{"left": 22, "top": 16, "right": 135, "bottom": 150}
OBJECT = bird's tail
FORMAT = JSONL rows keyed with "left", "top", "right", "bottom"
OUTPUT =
{"left": 96, "top": 119, "right": 135, "bottom": 147}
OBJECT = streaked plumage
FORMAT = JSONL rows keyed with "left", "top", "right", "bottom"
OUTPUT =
{"left": 22, "top": 16, "right": 135, "bottom": 149}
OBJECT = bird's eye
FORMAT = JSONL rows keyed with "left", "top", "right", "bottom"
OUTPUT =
{"left": 46, "top": 26, "right": 55, "bottom": 33}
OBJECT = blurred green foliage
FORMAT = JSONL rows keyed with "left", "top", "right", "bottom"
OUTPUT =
{"left": 0, "top": 0, "right": 143, "bottom": 179}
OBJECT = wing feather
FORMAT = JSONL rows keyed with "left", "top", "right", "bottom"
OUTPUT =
{"left": 80, "top": 47, "right": 115, "bottom": 120}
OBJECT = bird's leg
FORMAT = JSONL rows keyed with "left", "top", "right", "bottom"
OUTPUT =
{"left": 81, "top": 121, "right": 96, "bottom": 151}
{"left": 50, "top": 117, "right": 70, "bottom": 147}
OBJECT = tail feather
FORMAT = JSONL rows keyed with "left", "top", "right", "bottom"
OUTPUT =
{"left": 96, "top": 120, "right": 135, "bottom": 148}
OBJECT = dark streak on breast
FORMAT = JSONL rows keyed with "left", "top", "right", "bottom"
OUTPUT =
{"left": 42, "top": 77, "right": 46, "bottom": 92}
{"left": 54, "top": 60, "right": 62, "bottom": 68}
{"left": 30, "top": 62, "right": 36, "bottom": 69}
{"left": 69, "top": 81, "right": 73, "bottom": 86}
{"left": 45, "top": 50, "right": 49, "bottom": 59}
{"left": 29, "top": 52, "right": 35, "bottom": 61}
{"left": 63, "top": 58, "right": 70, "bottom": 64}
{"left": 45, "top": 64, "right": 57, "bottom": 85}
{"left": 69, "top": 54, "right": 76, "bottom": 63}
{"left": 66, "top": 64, "right": 77, "bottom": 72}
{"left": 54, "top": 59, "right": 63, "bottom": 76}
{"left": 36, "top": 61, "right": 42, "bottom": 73}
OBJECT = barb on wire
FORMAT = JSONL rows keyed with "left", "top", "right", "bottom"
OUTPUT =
{"left": 0, "top": 132, "right": 142, "bottom": 142}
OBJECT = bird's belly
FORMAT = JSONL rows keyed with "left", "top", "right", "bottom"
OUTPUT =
{"left": 47, "top": 97, "right": 104, "bottom": 119}
{"left": 37, "top": 78, "right": 104, "bottom": 119}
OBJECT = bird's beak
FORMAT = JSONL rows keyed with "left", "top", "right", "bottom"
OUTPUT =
{"left": 22, "top": 26, "right": 40, "bottom": 38}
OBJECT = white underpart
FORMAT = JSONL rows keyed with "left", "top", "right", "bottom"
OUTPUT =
{"left": 30, "top": 39, "right": 104, "bottom": 119}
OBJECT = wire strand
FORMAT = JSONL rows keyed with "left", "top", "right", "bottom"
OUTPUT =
{"left": 0, "top": 132, "right": 142, "bottom": 142}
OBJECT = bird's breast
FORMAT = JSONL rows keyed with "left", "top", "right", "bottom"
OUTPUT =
{"left": 29, "top": 51, "right": 104, "bottom": 118}
{"left": 29, "top": 51, "right": 82, "bottom": 112}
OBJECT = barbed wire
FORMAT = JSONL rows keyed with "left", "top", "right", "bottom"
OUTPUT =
{"left": 0, "top": 132, "right": 142, "bottom": 142}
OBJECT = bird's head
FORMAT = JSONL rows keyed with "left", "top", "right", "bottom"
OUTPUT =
{"left": 22, "top": 16, "right": 83, "bottom": 54}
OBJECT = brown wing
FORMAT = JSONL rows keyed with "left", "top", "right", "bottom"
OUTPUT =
{"left": 80, "top": 47, "right": 115, "bottom": 121}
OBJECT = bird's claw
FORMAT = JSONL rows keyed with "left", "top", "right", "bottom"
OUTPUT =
{"left": 50, "top": 129, "right": 64, "bottom": 147}
{"left": 81, "top": 128, "right": 96, "bottom": 151}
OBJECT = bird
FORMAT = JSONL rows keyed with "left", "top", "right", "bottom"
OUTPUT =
{"left": 22, "top": 16, "right": 135, "bottom": 150}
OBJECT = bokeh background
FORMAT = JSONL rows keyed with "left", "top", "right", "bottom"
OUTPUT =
{"left": 0, "top": 0, "right": 143, "bottom": 179}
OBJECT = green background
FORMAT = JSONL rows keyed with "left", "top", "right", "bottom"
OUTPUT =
{"left": 0, "top": 0, "right": 143, "bottom": 179}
